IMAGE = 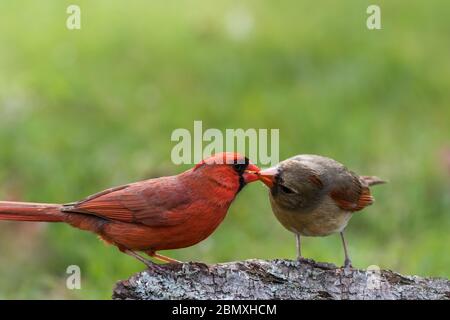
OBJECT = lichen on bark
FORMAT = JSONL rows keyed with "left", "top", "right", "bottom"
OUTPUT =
{"left": 113, "top": 259, "right": 450, "bottom": 300}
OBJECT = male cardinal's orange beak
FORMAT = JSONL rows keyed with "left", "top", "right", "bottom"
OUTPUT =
{"left": 257, "top": 167, "right": 278, "bottom": 188}
{"left": 242, "top": 163, "right": 261, "bottom": 183}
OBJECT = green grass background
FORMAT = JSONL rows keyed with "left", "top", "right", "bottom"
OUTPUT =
{"left": 0, "top": 1, "right": 449, "bottom": 299}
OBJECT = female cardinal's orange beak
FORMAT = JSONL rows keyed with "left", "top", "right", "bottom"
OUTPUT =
{"left": 242, "top": 163, "right": 261, "bottom": 183}
{"left": 257, "top": 167, "right": 278, "bottom": 188}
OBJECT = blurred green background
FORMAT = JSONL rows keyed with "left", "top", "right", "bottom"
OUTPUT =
{"left": 0, "top": 0, "right": 449, "bottom": 299}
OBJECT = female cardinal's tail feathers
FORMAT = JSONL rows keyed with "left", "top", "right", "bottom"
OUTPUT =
{"left": 0, "top": 201, "right": 64, "bottom": 222}
{"left": 360, "top": 176, "right": 387, "bottom": 187}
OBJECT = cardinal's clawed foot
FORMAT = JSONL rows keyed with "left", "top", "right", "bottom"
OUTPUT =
{"left": 343, "top": 258, "right": 353, "bottom": 270}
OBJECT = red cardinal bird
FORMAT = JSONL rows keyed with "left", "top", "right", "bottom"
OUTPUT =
{"left": 0, "top": 152, "right": 260, "bottom": 266}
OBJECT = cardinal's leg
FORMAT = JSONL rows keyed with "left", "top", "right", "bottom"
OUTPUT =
{"left": 340, "top": 231, "right": 353, "bottom": 269}
{"left": 296, "top": 233, "right": 302, "bottom": 260}
{"left": 295, "top": 233, "right": 335, "bottom": 270}
{"left": 145, "top": 250, "right": 181, "bottom": 264}
{"left": 119, "top": 247, "right": 156, "bottom": 268}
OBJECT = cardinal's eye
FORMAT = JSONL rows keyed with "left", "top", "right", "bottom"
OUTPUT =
{"left": 233, "top": 163, "right": 247, "bottom": 174}
{"left": 280, "top": 184, "right": 295, "bottom": 194}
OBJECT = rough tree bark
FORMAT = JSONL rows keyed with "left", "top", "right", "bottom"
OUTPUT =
{"left": 112, "top": 259, "right": 450, "bottom": 300}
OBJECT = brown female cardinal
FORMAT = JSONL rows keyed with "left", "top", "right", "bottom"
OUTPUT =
{"left": 0, "top": 152, "right": 260, "bottom": 266}
{"left": 257, "top": 154, "right": 385, "bottom": 268}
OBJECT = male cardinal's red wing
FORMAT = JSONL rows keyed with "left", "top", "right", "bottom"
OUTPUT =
{"left": 64, "top": 177, "right": 192, "bottom": 227}
{"left": 329, "top": 172, "right": 374, "bottom": 212}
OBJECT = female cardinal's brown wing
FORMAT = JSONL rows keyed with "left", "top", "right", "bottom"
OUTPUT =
{"left": 329, "top": 172, "right": 374, "bottom": 212}
{"left": 63, "top": 177, "right": 192, "bottom": 227}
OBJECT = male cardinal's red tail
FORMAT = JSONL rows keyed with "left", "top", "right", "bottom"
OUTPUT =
{"left": 0, "top": 201, "right": 64, "bottom": 222}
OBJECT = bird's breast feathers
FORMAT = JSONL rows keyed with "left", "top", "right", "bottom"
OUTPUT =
{"left": 271, "top": 195, "right": 352, "bottom": 237}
